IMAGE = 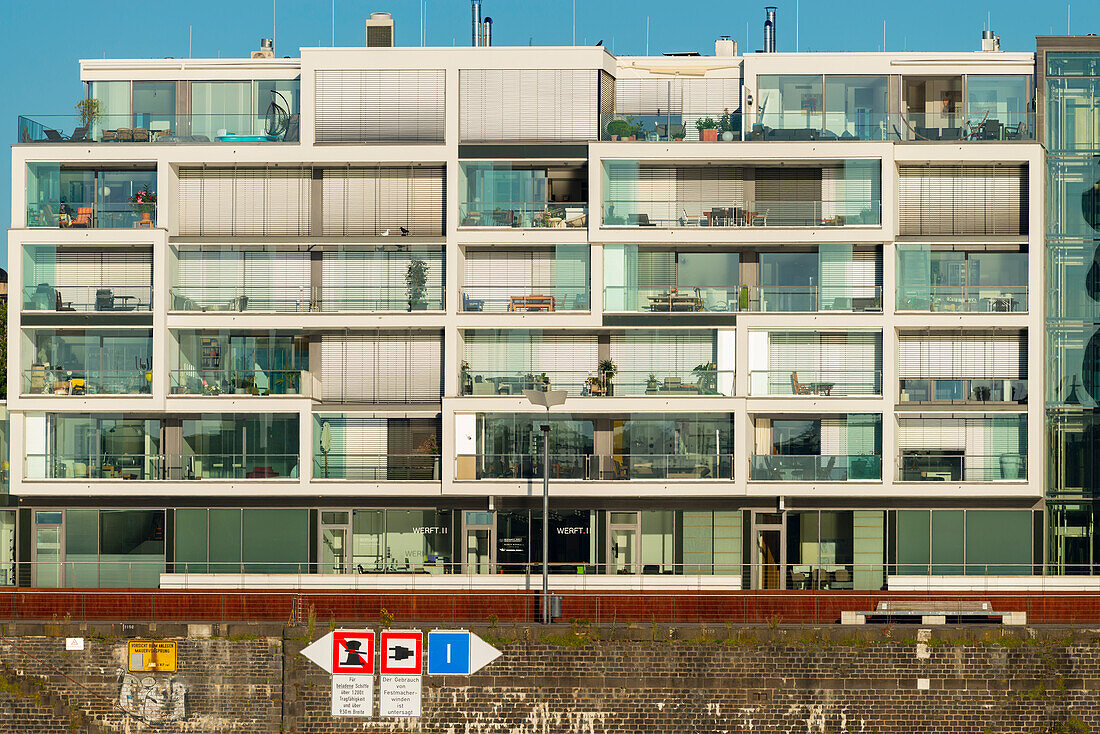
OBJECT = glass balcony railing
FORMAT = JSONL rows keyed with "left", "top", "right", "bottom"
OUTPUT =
{"left": 22, "top": 369, "right": 152, "bottom": 396}
{"left": 749, "top": 455, "right": 882, "bottom": 481}
{"left": 23, "top": 285, "right": 152, "bottom": 312}
{"left": 18, "top": 114, "right": 300, "bottom": 144}
{"left": 602, "top": 200, "right": 881, "bottom": 228}
{"left": 896, "top": 286, "right": 1028, "bottom": 312}
{"left": 460, "top": 287, "right": 590, "bottom": 313}
{"left": 898, "top": 452, "right": 1027, "bottom": 482}
{"left": 312, "top": 454, "right": 441, "bottom": 480}
{"left": 464, "top": 453, "right": 733, "bottom": 480}
{"left": 602, "top": 286, "right": 883, "bottom": 313}
{"left": 169, "top": 369, "right": 307, "bottom": 397}
{"left": 597, "top": 112, "right": 1035, "bottom": 142}
{"left": 27, "top": 201, "right": 155, "bottom": 229}
{"left": 25, "top": 453, "right": 300, "bottom": 480}
{"left": 169, "top": 286, "right": 445, "bottom": 312}
{"left": 899, "top": 378, "right": 1028, "bottom": 404}
{"left": 461, "top": 369, "right": 734, "bottom": 397}
{"left": 458, "top": 202, "right": 588, "bottom": 228}
{"left": 748, "top": 369, "right": 883, "bottom": 397}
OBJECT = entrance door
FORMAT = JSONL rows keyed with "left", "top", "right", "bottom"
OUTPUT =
{"left": 33, "top": 511, "right": 64, "bottom": 588}
{"left": 752, "top": 511, "right": 786, "bottom": 590}
{"left": 319, "top": 511, "right": 350, "bottom": 574}
{"left": 463, "top": 511, "right": 494, "bottom": 574}
{"left": 607, "top": 512, "right": 639, "bottom": 575}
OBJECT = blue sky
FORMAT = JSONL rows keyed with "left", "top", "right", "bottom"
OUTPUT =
{"left": 2, "top": 0, "right": 1096, "bottom": 270}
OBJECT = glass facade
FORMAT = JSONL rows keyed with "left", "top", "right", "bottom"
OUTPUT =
{"left": 172, "top": 330, "right": 308, "bottom": 396}
{"left": 25, "top": 330, "right": 153, "bottom": 395}
{"left": 1046, "top": 51, "right": 1100, "bottom": 572}
{"left": 459, "top": 162, "right": 588, "bottom": 227}
{"left": 26, "top": 164, "right": 156, "bottom": 228}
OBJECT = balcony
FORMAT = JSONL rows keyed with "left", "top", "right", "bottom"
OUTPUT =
{"left": 602, "top": 285, "right": 883, "bottom": 313}
{"left": 460, "top": 286, "right": 589, "bottom": 313}
{"left": 603, "top": 199, "right": 880, "bottom": 228}
{"left": 898, "top": 452, "right": 1027, "bottom": 482}
{"left": 896, "top": 285, "right": 1028, "bottom": 313}
{"left": 459, "top": 202, "right": 589, "bottom": 229}
{"left": 24, "top": 285, "right": 152, "bottom": 313}
{"left": 18, "top": 113, "right": 300, "bottom": 144}
{"left": 22, "top": 369, "right": 152, "bottom": 396}
{"left": 462, "top": 453, "right": 733, "bottom": 480}
{"left": 25, "top": 453, "right": 300, "bottom": 480}
{"left": 169, "top": 369, "right": 308, "bottom": 397}
{"left": 169, "top": 285, "right": 445, "bottom": 313}
{"left": 749, "top": 370, "right": 882, "bottom": 397}
{"left": 749, "top": 455, "right": 882, "bottom": 481}
{"left": 899, "top": 378, "right": 1028, "bottom": 405}
{"left": 27, "top": 165, "right": 158, "bottom": 229}
{"left": 461, "top": 369, "right": 734, "bottom": 397}
{"left": 312, "top": 454, "right": 440, "bottom": 481}
{"left": 458, "top": 162, "right": 588, "bottom": 229}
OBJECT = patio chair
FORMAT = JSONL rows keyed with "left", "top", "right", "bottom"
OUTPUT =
{"left": 115, "top": 128, "right": 134, "bottom": 142}
{"left": 462, "top": 292, "right": 485, "bottom": 312}
{"left": 131, "top": 127, "right": 151, "bottom": 142}
{"left": 95, "top": 288, "right": 115, "bottom": 311}
{"left": 68, "top": 127, "right": 89, "bottom": 142}
{"left": 791, "top": 372, "right": 813, "bottom": 395}
{"left": 43, "top": 129, "right": 65, "bottom": 142}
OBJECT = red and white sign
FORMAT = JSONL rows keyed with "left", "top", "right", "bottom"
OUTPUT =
{"left": 379, "top": 630, "right": 423, "bottom": 675}
{"left": 332, "top": 630, "right": 375, "bottom": 675}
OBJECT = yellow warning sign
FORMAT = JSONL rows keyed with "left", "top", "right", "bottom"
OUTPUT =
{"left": 126, "top": 641, "right": 177, "bottom": 673}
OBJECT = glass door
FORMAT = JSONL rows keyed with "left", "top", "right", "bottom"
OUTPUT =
{"left": 319, "top": 511, "right": 350, "bottom": 574}
{"left": 607, "top": 512, "right": 639, "bottom": 574}
{"left": 752, "top": 511, "right": 786, "bottom": 589}
{"left": 463, "top": 511, "right": 494, "bottom": 574}
{"left": 34, "top": 511, "right": 64, "bottom": 588}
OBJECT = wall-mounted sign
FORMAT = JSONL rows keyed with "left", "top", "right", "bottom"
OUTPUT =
{"left": 126, "top": 641, "right": 177, "bottom": 672}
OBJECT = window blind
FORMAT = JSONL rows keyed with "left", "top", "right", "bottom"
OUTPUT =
{"left": 898, "top": 165, "right": 1027, "bottom": 236}
{"left": 320, "top": 331, "right": 442, "bottom": 403}
{"left": 178, "top": 166, "right": 311, "bottom": 236}
{"left": 315, "top": 69, "right": 445, "bottom": 143}
{"left": 321, "top": 166, "right": 445, "bottom": 236}
{"left": 459, "top": 69, "right": 598, "bottom": 142}
{"left": 898, "top": 330, "right": 1027, "bottom": 378}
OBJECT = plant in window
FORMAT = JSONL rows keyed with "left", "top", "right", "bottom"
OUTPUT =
{"left": 128, "top": 184, "right": 157, "bottom": 216}
{"left": 718, "top": 108, "right": 738, "bottom": 140}
{"left": 738, "top": 284, "right": 750, "bottom": 311}
{"left": 415, "top": 434, "right": 440, "bottom": 455}
{"left": 646, "top": 373, "right": 658, "bottom": 391}
{"left": 695, "top": 116, "right": 719, "bottom": 141}
{"left": 693, "top": 361, "right": 718, "bottom": 393}
{"left": 406, "top": 258, "right": 429, "bottom": 311}
{"left": 584, "top": 374, "right": 604, "bottom": 396}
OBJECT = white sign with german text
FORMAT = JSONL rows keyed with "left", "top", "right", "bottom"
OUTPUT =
{"left": 331, "top": 675, "right": 374, "bottom": 717}
{"left": 380, "top": 674, "right": 422, "bottom": 717}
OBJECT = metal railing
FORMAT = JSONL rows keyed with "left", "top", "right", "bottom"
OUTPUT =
{"left": 312, "top": 454, "right": 441, "bottom": 481}
{"left": 23, "top": 285, "right": 153, "bottom": 312}
{"left": 897, "top": 286, "right": 1028, "bottom": 312}
{"left": 458, "top": 453, "right": 733, "bottom": 480}
{"left": 897, "top": 452, "right": 1027, "bottom": 482}
{"left": 460, "top": 286, "right": 590, "bottom": 313}
{"left": 459, "top": 202, "right": 588, "bottom": 228}
{"left": 18, "top": 113, "right": 300, "bottom": 144}
{"left": 461, "top": 369, "right": 734, "bottom": 397}
{"left": 169, "top": 285, "right": 445, "bottom": 312}
{"left": 22, "top": 369, "right": 152, "bottom": 396}
{"left": 899, "top": 378, "right": 1028, "bottom": 404}
{"left": 169, "top": 369, "right": 307, "bottom": 396}
{"left": 602, "top": 199, "right": 881, "bottom": 228}
{"left": 25, "top": 453, "right": 300, "bottom": 481}
{"left": 602, "top": 285, "right": 883, "bottom": 313}
{"left": 749, "top": 455, "right": 883, "bottom": 481}
{"left": 27, "top": 201, "right": 156, "bottom": 229}
{"left": 749, "top": 369, "right": 883, "bottom": 397}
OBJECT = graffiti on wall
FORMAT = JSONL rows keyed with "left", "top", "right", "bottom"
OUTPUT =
{"left": 118, "top": 672, "right": 187, "bottom": 723}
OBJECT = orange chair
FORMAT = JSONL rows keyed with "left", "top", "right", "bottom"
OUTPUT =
{"left": 71, "top": 206, "right": 93, "bottom": 228}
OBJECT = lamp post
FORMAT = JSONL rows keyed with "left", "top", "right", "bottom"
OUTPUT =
{"left": 523, "top": 388, "right": 568, "bottom": 624}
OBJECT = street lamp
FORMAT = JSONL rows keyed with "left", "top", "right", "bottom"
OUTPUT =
{"left": 523, "top": 388, "right": 568, "bottom": 624}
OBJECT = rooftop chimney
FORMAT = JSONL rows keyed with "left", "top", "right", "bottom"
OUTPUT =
{"left": 980, "top": 29, "right": 1001, "bottom": 52}
{"left": 472, "top": 1, "right": 482, "bottom": 46}
{"left": 366, "top": 12, "right": 394, "bottom": 47}
{"left": 251, "top": 38, "right": 274, "bottom": 59}
{"left": 715, "top": 36, "right": 736, "bottom": 57}
{"left": 484, "top": 16, "right": 493, "bottom": 47}
{"left": 763, "top": 7, "right": 777, "bottom": 53}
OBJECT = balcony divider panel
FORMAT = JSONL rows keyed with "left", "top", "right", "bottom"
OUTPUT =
{"left": 314, "top": 69, "right": 445, "bottom": 143}
{"left": 459, "top": 69, "right": 598, "bottom": 142}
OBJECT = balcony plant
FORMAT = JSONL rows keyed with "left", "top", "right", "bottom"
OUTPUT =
{"left": 646, "top": 373, "right": 658, "bottom": 391}
{"left": 718, "top": 108, "right": 737, "bottom": 141}
{"left": 129, "top": 185, "right": 156, "bottom": 216}
{"left": 738, "top": 284, "right": 750, "bottom": 311}
{"left": 460, "top": 360, "right": 472, "bottom": 395}
{"left": 696, "top": 116, "right": 719, "bottom": 142}
{"left": 406, "top": 258, "right": 429, "bottom": 311}
{"left": 584, "top": 375, "right": 605, "bottom": 396}
{"left": 693, "top": 361, "right": 718, "bottom": 393}
{"left": 75, "top": 97, "right": 101, "bottom": 130}
{"left": 598, "top": 359, "right": 617, "bottom": 396}
{"left": 607, "top": 118, "right": 632, "bottom": 141}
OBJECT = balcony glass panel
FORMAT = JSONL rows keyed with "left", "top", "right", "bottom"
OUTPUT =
{"left": 966, "top": 75, "right": 1032, "bottom": 136}
{"left": 179, "top": 414, "right": 299, "bottom": 480}
{"left": 897, "top": 415, "right": 1027, "bottom": 481}
{"left": 903, "top": 75, "right": 963, "bottom": 139}
{"left": 757, "top": 75, "right": 823, "bottom": 135}
{"left": 23, "top": 244, "right": 153, "bottom": 312}
{"left": 751, "top": 414, "right": 881, "bottom": 481}
{"left": 463, "top": 245, "right": 589, "bottom": 312}
{"left": 897, "top": 245, "right": 1028, "bottom": 312}
{"left": 25, "top": 330, "right": 153, "bottom": 396}
{"left": 26, "top": 165, "right": 156, "bottom": 228}
{"left": 171, "top": 331, "right": 308, "bottom": 396}
{"left": 459, "top": 162, "right": 588, "bottom": 228}
{"left": 26, "top": 414, "right": 163, "bottom": 480}
{"left": 320, "top": 248, "right": 444, "bottom": 312}
{"left": 603, "top": 245, "right": 738, "bottom": 312}
{"left": 313, "top": 415, "right": 441, "bottom": 481}
{"left": 900, "top": 379, "right": 1028, "bottom": 404}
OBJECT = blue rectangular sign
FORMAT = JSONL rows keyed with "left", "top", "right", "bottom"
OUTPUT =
{"left": 426, "top": 631, "right": 470, "bottom": 675}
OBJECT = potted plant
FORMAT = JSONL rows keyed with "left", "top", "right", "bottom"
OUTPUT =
{"left": 718, "top": 108, "right": 737, "bottom": 141}
{"left": 631, "top": 119, "right": 649, "bottom": 141}
{"left": 607, "top": 118, "right": 631, "bottom": 141}
{"left": 129, "top": 184, "right": 156, "bottom": 223}
{"left": 598, "top": 359, "right": 617, "bottom": 396}
{"left": 584, "top": 375, "right": 604, "bottom": 396}
{"left": 75, "top": 97, "right": 101, "bottom": 131}
{"left": 738, "top": 284, "right": 751, "bottom": 311}
{"left": 1000, "top": 453, "right": 1023, "bottom": 480}
{"left": 693, "top": 361, "right": 718, "bottom": 393}
{"left": 414, "top": 434, "right": 442, "bottom": 479}
{"left": 406, "top": 258, "right": 429, "bottom": 311}
{"left": 623, "top": 116, "right": 639, "bottom": 141}
{"left": 460, "top": 360, "right": 472, "bottom": 395}
{"left": 696, "top": 116, "right": 719, "bottom": 142}
{"left": 646, "top": 373, "right": 658, "bottom": 392}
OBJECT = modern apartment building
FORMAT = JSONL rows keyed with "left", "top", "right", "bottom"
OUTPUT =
{"left": 7, "top": 20, "right": 1075, "bottom": 592}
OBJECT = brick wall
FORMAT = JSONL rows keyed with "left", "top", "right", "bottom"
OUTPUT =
{"left": 2, "top": 622, "right": 1100, "bottom": 732}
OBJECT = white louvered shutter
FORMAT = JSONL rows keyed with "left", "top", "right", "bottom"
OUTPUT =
{"left": 315, "top": 69, "right": 445, "bottom": 143}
